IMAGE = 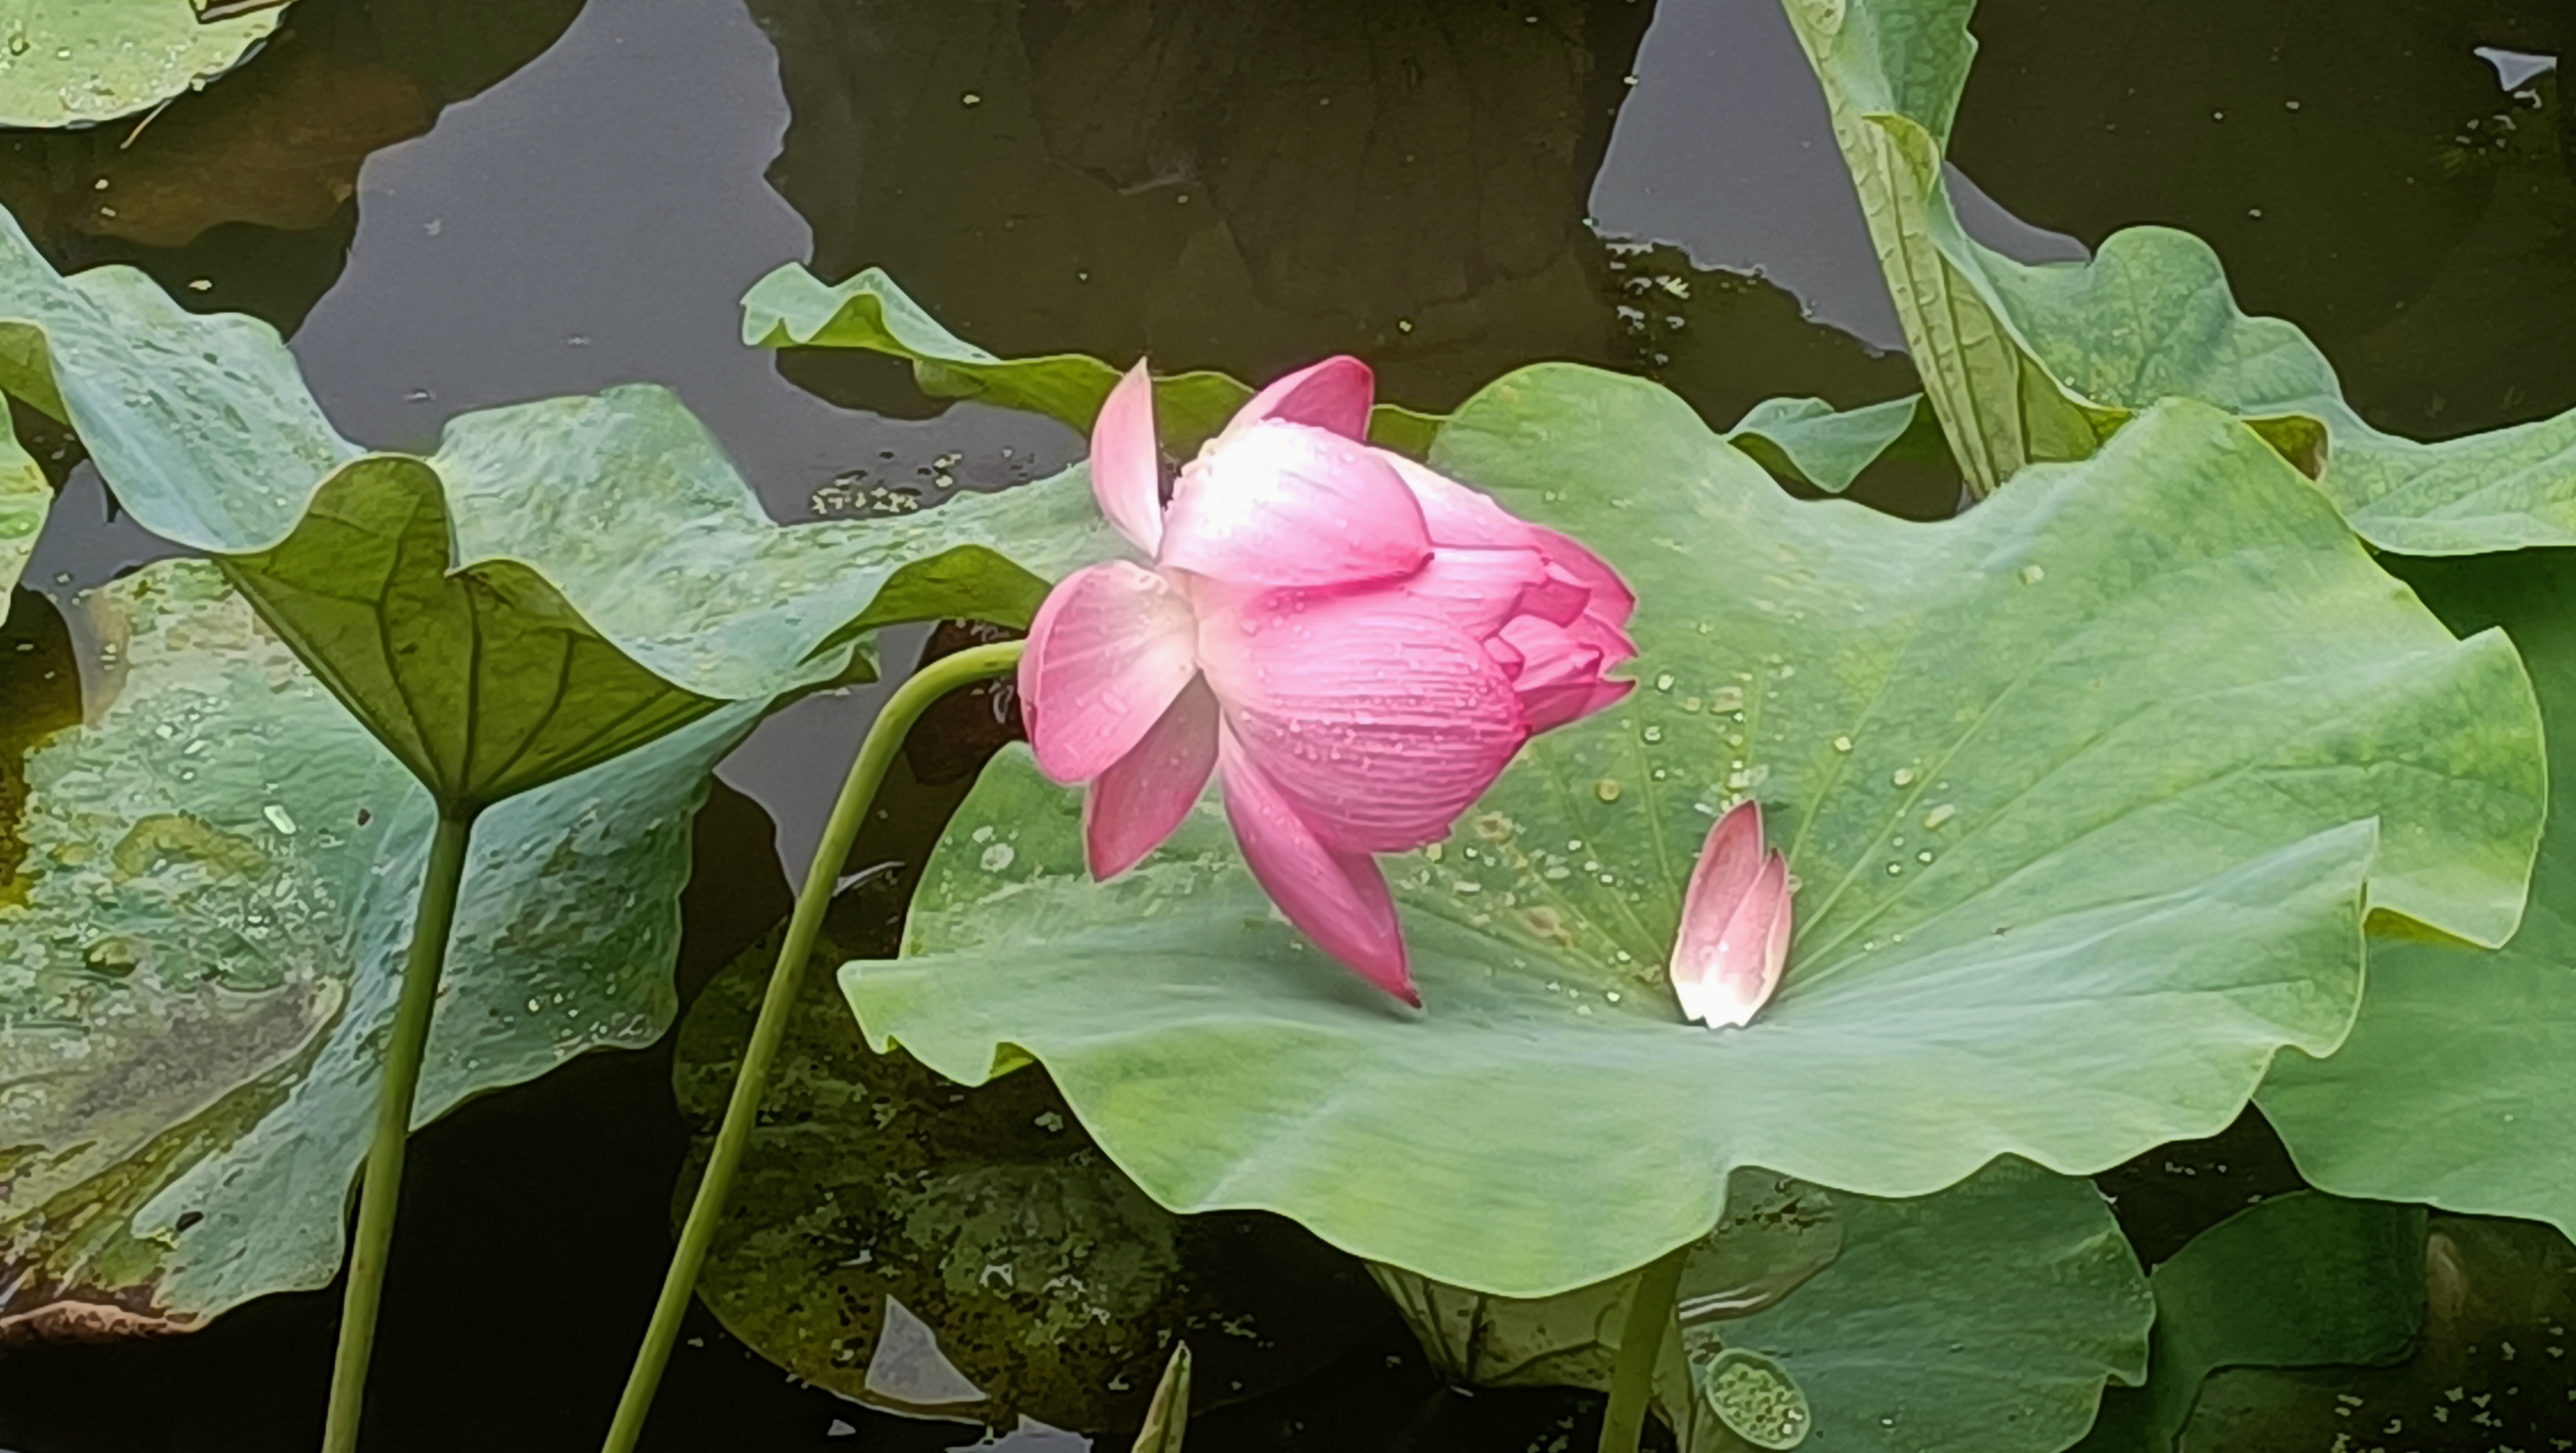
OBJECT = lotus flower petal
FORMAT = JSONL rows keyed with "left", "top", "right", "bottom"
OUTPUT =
{"left": 1671, "top": 802, "right": 1793, "bottom": 1027}
{"left": 1019, "top": 560, "right": 1200, "bottom": 783}
{"left": 1218, "top": 726, "right": 1414, "bottom": 1004}
{"left": 1091, "top": 360, "right": 1165, "bottom": 554}
{"left": 1497, "top": 613, "right": 1638, "bottom": 732}
{"left": 1199, "top": 570, "right": 1529, "bottom": 855}
{"left": 1159, "top": 421, "right": 1431, "bottom": 588}
{"left": 1084, "top": 676, "right": 1221, "bottom": 878}
{"left": 1229, "top": 355, "right": 1375, "bottom": 440}
{"left": 1387, "top": 454, "right": 1636, "bottom": 626}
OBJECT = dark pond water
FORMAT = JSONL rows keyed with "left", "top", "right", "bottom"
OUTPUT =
{"left": 1, "top": 0, "right": 2574, "bottom": 1448}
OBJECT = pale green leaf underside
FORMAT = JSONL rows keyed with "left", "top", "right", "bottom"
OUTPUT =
{"left": 2260, "top": 550, "right": 2576, "bottom": 1237}
{"left": 845, "top": 365, "right": 2540, "bottom": 1297}
{"left": 0, "top": 0, "right": 286, "bottom": 129}
{"left": 0, "top": 414, "right": 43, "bottom": 617}
{"left": 0, "top": 204, "right": 1110, "bottom": 804}
{"left": 0, "top": 563, "right": 744, "bottom": 1327}
{"left": 1783, "top": 0, "right": 2576, "bottom": 549}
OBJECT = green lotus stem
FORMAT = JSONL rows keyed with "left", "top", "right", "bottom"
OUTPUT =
{"left": 322, "top": 807, "right": 478, "bottom": 1453}
{"left": 1598, "top": 1242, "right": 1691, "bottom": 1453}
{"left": 601, "top": 639, "right": 1027, "bottom": 1453}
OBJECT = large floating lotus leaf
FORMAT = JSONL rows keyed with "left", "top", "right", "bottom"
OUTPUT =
{"left": 843, "top": 365, "right": 2541, "bottom": 1296}
{"left": 2260, "top": 549, "right": 2576, "bottom": 1235}
{"left": 0, "top": 204, "right": 1114, "bottom": 802}
{"left": 2077, "top": 1192, "right": 2424, "bottom": 1451}
{"left": 1374, "top": 1160, "right": 2144, "bottom": 1453}
{"left": 1780, "top": 0, "right": 2576, "bottom": 548}
{"left": 672, "top": 921, "right": 1368, "bottom": 1430}
{"left": 0, "top": 0, "right": 289, "bottom": 130}
{"left": 0, "top": 563, "right": 750, "bottom": 1335}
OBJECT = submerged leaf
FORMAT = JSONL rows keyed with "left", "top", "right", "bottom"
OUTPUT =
{"left": 1782, "top": 0, "right": 2576, "bottom": 547}
{"left": 674, "top": 922, "right": 1368, "bottom": 1430}
{"left": 841, "top": 364, "right": 2539, "bottom": 1297}
{"left": 2079, "top": 1192, "right": 2424, "bottom": 1450}
{"left": 0, "top": 563, "right": 743, "bottom": 1332}
{"left": 2260, "top": 549, "right": 2576, "bottom": 1237}
{"left": 1373, "top": 1161, "right": 2141, "bottom": 1453}
{"left": 0, "top": 0, "right": 289, "bottom": 129}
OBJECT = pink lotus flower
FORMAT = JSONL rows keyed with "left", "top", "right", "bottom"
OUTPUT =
{"left": 1669, "top": 801, "right": 1793, "bottom": 1027}
{"left": 1018, "top": 357, "right": 1637, "bottom": 1004}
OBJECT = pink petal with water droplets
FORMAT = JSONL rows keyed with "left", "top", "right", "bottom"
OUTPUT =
{"left": 1019, "top": 560, "right": 1201, "bottom": 783}
{"left": 1218, "top": 726, "right": 1415, "bottom": 1003}
{"left": 1497, "top": 613, "right": 1637, "bottom": 733}
{"left": 1091, "top": 360, "right": 1165, "bottom": 554}
{"left": 1198, "top": 571, "right": 1529, "bottom": 854}
{"left": 1229, "top": 356, "right": 1375, "bottom": 440}
{"left": 1084, "top": 676, "right": 1221, "bottom": 879}
{"left": 1384, "top": 454, "right": 1540, "bottom": 550}
{"left": 1159, "top": 421, "right": 1431, "bottom": 588}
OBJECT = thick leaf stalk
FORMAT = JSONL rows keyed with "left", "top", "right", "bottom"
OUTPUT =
{"left": 601, "top": 640, "right": 1027, "bottom": 1452}
{"left": 321, "top": 808, "right": 479, "bottom": 1453}
{"left": 1598, "top": 1243, "right": 1691, "bottom": 1453}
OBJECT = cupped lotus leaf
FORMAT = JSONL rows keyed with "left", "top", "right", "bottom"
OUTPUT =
{"left": 1368, "top": 1162, "right": 2142, "bottom": 1453}
{"left": 843, "top": 364, "right": 2541, "bottom": 1296}
{"left": 1724, "top": 393, "right": 1940, "bottom": 494}
{"left": 741, "top": 262, "right": 1445, "bottom": 456}
{"left": 2077, "top": 1192, "right": 2425, "bottom": 1451}
{"left": 0, "top": 203, "right": 1117, "bottom": 804}
{"left": 676, "top": 923, "right": 1370, "bottom": 1430}
{"left": 2260, "top": 550, "right": 2576, "bottom": 1236}
{"left": 0, "top": 0, "right": 289, "bottom": 130}
{"left": 0, "top": 417, "right": 42, "bottom": 615}
{"left": 0, "top": 563, "right": 749, "bottom": 1335}
{"left": 1781, "top": 0, "right": 2576, "bottom": 547}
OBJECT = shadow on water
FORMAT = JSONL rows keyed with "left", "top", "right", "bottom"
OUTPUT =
{"left": 5, "top": 0, "right": 2576, "bottom": 1448}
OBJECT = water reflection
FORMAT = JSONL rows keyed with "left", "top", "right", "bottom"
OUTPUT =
{"left": 754, "top": 0, "right": 1914, "bottom": 438}
{"left": 1953, "top": 0, "right": 2576, "bottom": 438}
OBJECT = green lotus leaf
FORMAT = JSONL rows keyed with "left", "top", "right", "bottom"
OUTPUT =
{"left": 2260, "top": 549, "right": 2576, "bottom": 1235}
{"left": 0, "top": 204, "right": 1114, "bottom": 808}
{"left": 1782, "top": 0, "right": 2576, "bottom": 548}
{"left": 1725, "top": 393, "right": 1940, "bottom": 494}
{"left": 745, "top": 264, "right": 1926, "bottom": 491}
{"left": 1709, "top": 1159, "right": 2149, "bottom": 1452}
{"left": 0, "top": 0, "right": 289, "bottom": 130}
{"left": 0, "top": 562, "right": 750, "bottom": 1335}
{"left": 1375, "top": 1159, "right": 2143, "bottom": 1453}
{"left": 841, "top": 364, "right": 2541, "bottom": 1297}
{"left": 0, "top": 416, "right": 43, "bottom": 615}
{"left": 741, "top": 261, "right": 1445, "bottom": 456}
{"left": 2077, "top": 1192, "right": 2425, "bottom": 1451}
{"left": 672, "top": 921, "right": 1368, "bottom": 1431}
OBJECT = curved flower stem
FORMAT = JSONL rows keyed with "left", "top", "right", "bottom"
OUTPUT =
{"left": 323, "top": 806, "right": 479, "bottom": 1453}
{"left": 601, "top": 640, "right": 1026, "bottom": 1453}
{"left": 1597, "top": 1242, "right": 1691, "bottom": 1453}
